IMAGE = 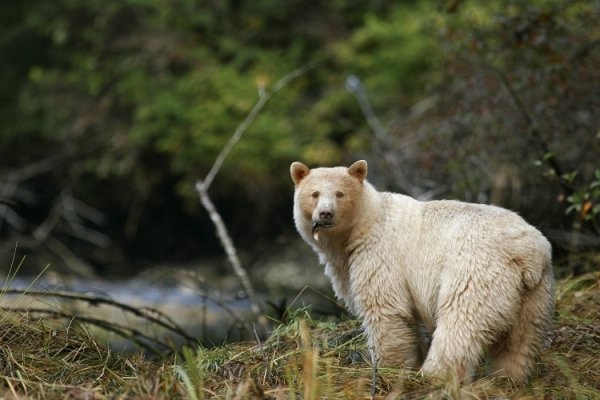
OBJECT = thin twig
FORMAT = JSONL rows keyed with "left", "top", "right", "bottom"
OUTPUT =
{"left": 0, "top": 155, "right": 66, "bottom": 231}
{"left": 345, "top": 75, "right": 427, "bottom": 198}
{"left": 190, "top": 202, "right": 268, "bottom": 341}
{"left": 370, "top": 350, "right": 379, "bottom": 399}
{"left": 195, "top": 64, "right": 313, "bottom": 327}
{"left": 195, "top": 187, "right": 264, "bottom": 326}
{"left": 345, "top": 75, "right": 389, "bottom": 146}
{"left": 177, "top": 270, "right": 253, "bottom": 334}
{"left": 1, "top": 155, "right": 64, "bottom": 183}
{"left": 253, "top": 322, "right": 270, "bottom": 386}
{"left": 200, "top": 63, "right": 314, "bottom": 191}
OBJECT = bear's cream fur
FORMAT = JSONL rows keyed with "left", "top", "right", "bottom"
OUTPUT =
{"left": 290, "top": 160, "right": 554, "bottom": 382}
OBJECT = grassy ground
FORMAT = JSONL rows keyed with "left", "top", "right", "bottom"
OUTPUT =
{"left": 0, "top": 273, "right": 599, "bottom": 399}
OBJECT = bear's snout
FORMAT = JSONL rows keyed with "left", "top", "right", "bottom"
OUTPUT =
{"left": 319, "top": 210, "right": 334, "bottom": 221}
{"left": 312, "top": 196, "right": 336, "bottom": 227}
{"left": 312, "top": 207, "right": 335, "bottom": 236}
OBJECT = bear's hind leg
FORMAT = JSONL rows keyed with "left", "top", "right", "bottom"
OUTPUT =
{"left": 421, "top": 322, "right": 484, "bottom": 382}
{"left": 490, "top": 269, "right": 554, "bottom": 382}
{"left": 421, "top": 262, "right": 522, "bottom": 382}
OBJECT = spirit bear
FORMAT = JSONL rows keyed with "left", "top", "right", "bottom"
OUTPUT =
{"left": 290, "top": 160, "right": 554, "bottom": 382}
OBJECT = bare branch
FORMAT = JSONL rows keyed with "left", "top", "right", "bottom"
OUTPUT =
{"left": 1, "top": 165, "right": 110, "bottom": 277}
{"left": 43, "top": 236, "right": 97, "bottom": 278}
{"left": 201, "top": 63, "right": 314, "bottom": 191}
{"left": 346, "top": 75, "right": 389, "bottom": 146}
{"left": 195, "top": 183, "right": 266, "bottom": 328}
{"left": 346, "top": 74, "right": 438, "bottom": 199}
{"left": 176, "top": 270, "right": 253, "bottom": 335}
{"left": 195, "top": 64, "right": 313, "bottom": 328}
{"left": 1, "top": 155, "right": 64, "bottom": 183}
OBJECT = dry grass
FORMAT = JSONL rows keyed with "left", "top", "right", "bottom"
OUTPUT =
{"left": 1, "top": 272, "right": 599, "bottom": 399}
{"left": 0, "top": 310, "right": 185, "bottom": 399}
{"left": 176, "top": 272, "right": 600, "bottom": 399}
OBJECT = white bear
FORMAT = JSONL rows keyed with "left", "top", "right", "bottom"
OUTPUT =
{"left": 290, "top": 160, "right": 554, "bottom": 382}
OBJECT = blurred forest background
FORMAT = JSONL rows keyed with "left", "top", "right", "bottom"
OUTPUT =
{"left": 1, "top": 0, "right": 599, "bottom": 280}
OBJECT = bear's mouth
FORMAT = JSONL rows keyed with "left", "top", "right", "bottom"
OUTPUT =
{"left": 312, "top": 221, "right": 334, "bottom": 241}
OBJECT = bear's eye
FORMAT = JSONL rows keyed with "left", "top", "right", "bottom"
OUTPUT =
{"left": 336, "top": 191, "right": 345, "bottom": 198}
{"left": 311, "top": 191, "right": 319, "bottom": 199}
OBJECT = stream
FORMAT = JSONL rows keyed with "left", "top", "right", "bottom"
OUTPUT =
{"left": 0, "top": 242, "right": 340, "bottom": 353}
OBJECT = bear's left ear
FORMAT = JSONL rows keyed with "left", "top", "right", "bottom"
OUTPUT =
{"left": 290, "top": 162, "right": 310, "bottom": 185}
{"left": 348, "top": 160, "right": 368, "bottom": 183}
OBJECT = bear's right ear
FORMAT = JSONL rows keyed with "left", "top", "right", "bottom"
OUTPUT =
{"left": 290, "top": 162, "right": 310, "bottom": 185}
{"left": 348, "top": 160, "right": 368, "bottom": 183}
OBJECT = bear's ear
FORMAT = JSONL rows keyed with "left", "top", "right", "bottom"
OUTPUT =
{"left": 290, "top": 162, "right": 310, "bottom": 185}
{"left": 348, "top": 160, "right": 368, "bottom": 183}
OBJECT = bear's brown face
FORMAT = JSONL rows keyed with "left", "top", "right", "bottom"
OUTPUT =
{"left": 298, "top": 170, "right": 361, "bottom": 240}
{"left": 291, "top": 162, "right": 367, "bottom": 241}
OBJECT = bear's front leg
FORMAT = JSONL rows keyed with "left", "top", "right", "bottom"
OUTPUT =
{"left": 364, "top": 314, "right": 421, "bottom": 369}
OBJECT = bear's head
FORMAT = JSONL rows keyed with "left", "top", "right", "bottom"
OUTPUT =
{"left": 290, "top": 160, "right": 368, "bottom": 243}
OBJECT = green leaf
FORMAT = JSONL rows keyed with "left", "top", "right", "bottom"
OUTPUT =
{"left": 543, "top": 152, "right": 555, "bottom": 161}
{"left": 561, "top": 171, "right": 578, "bottom": 184}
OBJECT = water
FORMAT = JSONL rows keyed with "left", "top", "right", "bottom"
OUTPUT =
{"left": 0, "top": 242, "right": 339, "bottom": 352}
{"left": 1, "top": 275, "right": 261, "bottom": 352}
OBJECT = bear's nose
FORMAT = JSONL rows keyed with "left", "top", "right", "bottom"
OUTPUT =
{"left": 319, "top": 210, "right": 333, "bottom": 220}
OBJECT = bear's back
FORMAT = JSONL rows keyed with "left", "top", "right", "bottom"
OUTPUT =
{"left": 419, "top": 199, "right": 551, "bottom": 288}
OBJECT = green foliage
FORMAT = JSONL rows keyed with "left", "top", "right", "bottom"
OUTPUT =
{"left": 0, "top": 0, "right": 443, "bottom": 267}
{"left": 566, "top": 169, "right": 600, "bottom": 229}
{"left": 1, "top": 0, "right": 440, "bottom": 171}
{"left": 334, "top": 2, "right": 439, "bottom": 107}
{"left": 414, "top": 0, "right": 600, "bottom": 222}
{"left": 0, "top": 0, "right": 598, "bottom": 270}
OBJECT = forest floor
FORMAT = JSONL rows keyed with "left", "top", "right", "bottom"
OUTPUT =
{"left": 0, "top": 272, "right": 598, "bottom": 399}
